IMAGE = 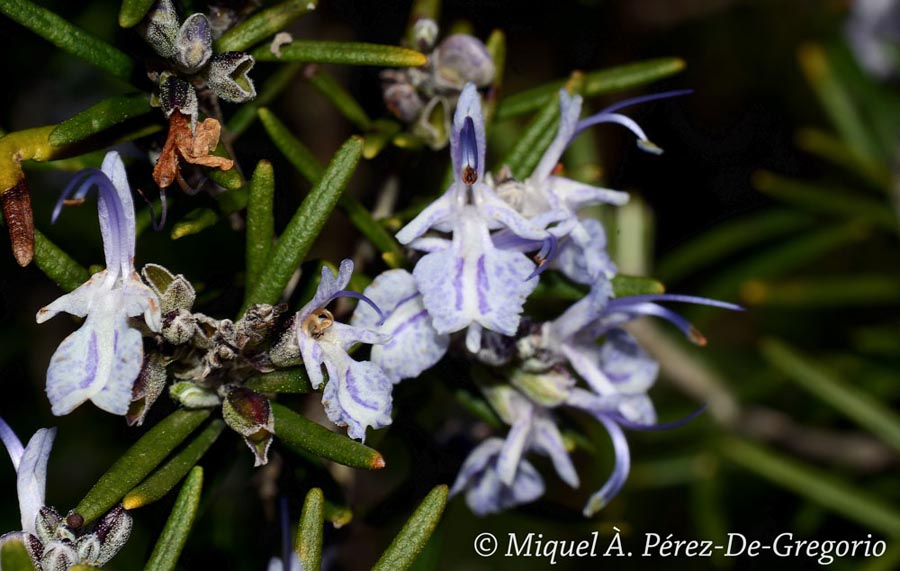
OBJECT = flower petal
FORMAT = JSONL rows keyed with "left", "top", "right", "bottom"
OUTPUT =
{"left": 533, "top": 417, "right": 580, "bottom": 488}
{"left": 0, "top": 417, "right": 25, "bottom": 471}
{"left": 395, "top": 189, "right": 455, "bottom": 245}
{"left": 600, "top": 329, "right": 659, "bottom": 394}
{"left": 555, "top": 219, "right": 617, "bottom": 285}
{"left": 298, "top": 259, "right": 354, "bottom": 321}
{"left": 450, "top": 83, "right": 486, "bottom": 182}
{"left": 320, "top": 348, "right": 393, "bottom": 442}
{"left": 548, "top": 176, "right": 630, "bottom": 210}
{"left": 532, "top": 89, "right": 583, "bottom": 183}
{"left": 35, "top": 271, "right": 109, "bottom": 323}
{"left": 100, "top": 151, "right": 136, "bottom": 272}
{"left": 352, "top": 270, "right": 449, "bottom": 383}
{"left": 89, "top": 321, "right": 145, "bottom": 416}
{"left": 17, "top": 428, "right": 55, "bottom": 535}
{"left": 450, "top": 438, "right": 504, "bottom": 497}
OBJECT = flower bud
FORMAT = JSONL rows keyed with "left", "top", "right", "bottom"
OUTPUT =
{"left": 206, "top": 52, "right": 257, "bottom": 103}
{"left": 383, "top": 82, "right": 424, "bottom": 122}
{"left": 234, "top": 303, "right": 286, "bottom": 350}
{"left": 75, "top": 534, "right": 101, "bottom": 565}
{"left": 412, "top": 18, "right": 439, "bottom": 51}
{"left": 93, "top": 505, "right": 133, "bottom": 566}
{"left": 433, "top": 34, "right": 495, "bottom": 90}
{"left": 222, "top": 387, "right": 275, "bottom": 466}
{"left": 141, "top": 0, "right": 180, "bottom": 59}
{"left": 170, "top": 381, "right": 222, "bottom": 408}
{"left": 162, "top": 308, "right": 198, "bottom": 345}
{"left": 510, "top": 367, "right": 574, "bottom": 408}
{"left": 175, "top": 13, "right": 213, "bottom": 72}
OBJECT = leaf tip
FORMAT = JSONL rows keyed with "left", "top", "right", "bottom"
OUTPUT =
{"left": 371, "top": 454, "right": 386, "bottom": 470}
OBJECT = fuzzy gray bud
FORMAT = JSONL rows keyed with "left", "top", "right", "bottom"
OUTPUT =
{"left": 141, "top": 0, "right": 180, "bottom": 59}
{"left": 175, "top": 13, "right": 213, "bottom": 72}
{"left": 207, "top": 52, "right": 257, "bottom": 103}
{"left": 434, "top": 34, "right": 495, "bottom": 90}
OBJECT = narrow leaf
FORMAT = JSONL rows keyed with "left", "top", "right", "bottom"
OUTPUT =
{"left": 33, "top": 228, "right": 90, "bottom": 292}
{"left": 245, "top": 160, "right": 275, "bottom": 288}
{"left": 0, "top": 0, "right": 134, "bottom": 79}
{"left": 500, "top": 74, "right": 582, "bottom": 179}
{"left": 307, "top": 69, "right": 373, "bottom": 131}
{"left": 798, "top": 43, "right": 881, "bottom": 161}
{"left": 362, "top": 119, "right": 402, "bottom": 160}
{"left": 75, "top": 410, "right": 210, "bottom": 524}
{"left": 296, "top": 487, "right": 324, "bottom": 570}
{"left": 754, "top": 171, "right": 896, "bottom": 230}
{"left": 145, "top": 466, "right": 204, "bottom": 571}
{"left": 123, "top": 420, "right": 225, "bottom": 510}
{"left": 215, "top": 0, "right": 318, "bottom": 53}
{"left": 795, "top": 128, "right": 892, "bottom": 190}
{"left": 118, "top": 0, "right": 156, "bottom": 28}
{"left": 371, "top": 485, "right": 448, "bottom": 571}
{"left": 50, "top": 94, "right": 152, "bottom": 147}
{"left": 743, "top": 275, "right": 900, "bottom": 307}
{"left": 611, "top": 274, "right": 666, "bottom": 298}
{"left": 657, "top": 210, "right": 814, "bottom": 283}
{"left": 207, "top": 143, "right": 243, "bottom": 191}
{"left": 169, "top": 208, "right": 219, "bottom": 240}
{"left": 761, "top": 339, "right": 900, "bottom": 454}
{"left": 245, "top": 368, "right": 312, "bottom": 394}
{"left": 0, "top": 537, "right": 35, "bottom": 571}
{"left": 244, "top": 136, "right": 363, "bottom": 309}
{"left": 226, "top": 63, "right": 302, "bottom": 140}
{"left": 253, "top": 41, "right": 428, "bottom": 67}
{"left": 721, "top": 438, "right": 900, "bottom": 536}
{"left": 271, "top": 402, "right": 385, "bottom": 470}
{"left": 259, "top": 109, "right": 405, "bottom": 267}
{"left": 496, "top": 57, "right": 685, "bottom": 121}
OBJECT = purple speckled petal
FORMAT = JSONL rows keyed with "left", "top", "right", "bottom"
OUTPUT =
{"left": 477, "top": 183, "right": 549, "bottom": 240}
{"left": 352, "top": 270, "right": 449, "bottom": 383}
{"left": 414, "top": 208, "right": 537, "bottom": 337}
{"left": 298, "top": 335, "right": 326, "bottom": 389}
{"left": 100, "top": 151, "right": 136, "bottom": 275}
{"left": 90, "top": 318, "right": 144, "bottom": 416}
{"left": 549, "top": 284, "right": 611, "bottom": 342}
{"left": 450, "top": 84, "right": 486, "bottom": 182}
{"left": 119, "top": 274, "right": 162, "bottom": 332}
{"left": 555, "top": 219, "right": 617, "bottom": 285}
{"left": 17, "top": 427, "right": 55, "bottom": 535}
{"left": 0, "top": 418, "right": 24, "bottom": 470}
{"left": 532, "top": 90, "right": 583, "bottom": 183}
{"left": 599, "top": 329, "right": 659, "bottom": 394}
{"left": 583, "top": 416, "right": 631, "bottom": 516}
{"left": 466, "top": 456, "right": 544, "bottom": 516}
{"left": 298, "top": 260, "right": 355, "bottom": 322}
{"left": 35, "top": 271, "right": 110, "bottom": 323}
{"left": 533, "top": 417, "right": 579, "bottom": 488}
{"left": 449, "top": 438, "right": 504, "bottom": 498}
{"left": 319, "top": 347, "right": 393, "bottom": 442}
{"left": 326, "top": 322, "right": 391, "bottom": 353}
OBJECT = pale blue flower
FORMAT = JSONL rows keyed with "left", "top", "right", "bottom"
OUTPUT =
{"left": 0, "top": 417, "right": 56, "bottom": 537}
{"left": 295, "top": 260, "right": 393, "bottom": 441}
{"left": 396, "top": 83, "right": 554, "bottom": 353}
{"left": 36, "top": 151, "right": 161, "bottom": 417}
{"left": 845, "top": 0, "right": 900, "bottom": 79}
{"left": 350, "top": 269, "right": 449, "bottom": 384}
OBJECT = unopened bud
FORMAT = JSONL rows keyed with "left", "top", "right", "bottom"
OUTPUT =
{"left": 158, "top": 74, "right": 198, "bottom": 120}
{"left": 141, "top": 0, "right": 180, "bottom": 59}
{"left": 174, "top": 13, "right": 213, "bottom": 72}
{"left": 433, "top": 34, "right": 495, "bottom": 90}
{"left": 35, "top": 506, "right": 61, "bottom": 544}
{"left": 412, "top": 18, "right": 439, "bottom": 50}
{"left": 222, "top": 387, "right": 275, "bottom": 467}
{"left": 93, "top": 505, "right": 133, "bottom": 567}
{"left": 170, "top": 381, "right": 222, "bottom": 409}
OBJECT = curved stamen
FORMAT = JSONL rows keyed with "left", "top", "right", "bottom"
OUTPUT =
{"left": 279, "top": 496, "right": 291, "bottom": 571}
{"left": 596, "top": 89, "right": 694, "bottom": 115}
{"left": 608, "top": 405, "right": 706, "bottom": 431}
{"left": 460, "top": 115, "right": 479, "bottom": 185}
{"left": 136, "top": 186, "right": 168, "bottom": 231}
{"left": 52, "top": 169, "right": 96, "bottom": 223}
{"left": 332, "top": 290, "right": 387, "bottom": 326}
{"left": 583, "top": 415, "right": 631, "bottom": 516}
{"left": 603, "top": 302, "right": 707, "bottom": 345}
{"left": 607, "top": 294, "right": 743, "bottom": 312}
{"left": 526, "top": 234, "right": 559, "bottom": 280}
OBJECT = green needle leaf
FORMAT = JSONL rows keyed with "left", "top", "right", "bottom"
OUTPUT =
{"left": 244, "top": 135, "right": 362, "bottom": 310}
{"left": 245, "top": 160, "right": 275, "bottom": 289}
{"left": 245, "top": 368, "right": 313, "bottom": 394}
{"left": 742, "top": 275, "right": 900, "bottom": 307}
{"left": 371, "top": 485, "right": 448, "bottom": 571}
{"left": 33, "top": 228, "right": 90, "bottom": 292}
{"left": 271, "top": 402, "right": 385, "bottom": 470}
{"left": 296, "top": 487, "right": 324, "bottom": 570}
{"left": 656, "top": 209, "right": 814, "bottom": 283}
{"left": 760, "top": 339, "right": 900, "bottom": 454}
{"left": 226, "top": 63, "right": 303, "bottom": 141}
{"left": 123, "top": 420, "right": 225, "bottom": 510}
{"left": 496, "top": 57, "right": 685, "bottom": 121}
{"left": 720, "top": 438, "right": 900, "bottom": 537}
{"left": 253, "top": 41, "right": 428, "bottom": 67}
{"left": 75, "top": 410, "right": 210, "bottom": 524}
{"left": 0, "top": 537, "right": 35, "bottom": 571}
{"left": 144, "top": 466, "right": 204, "bottom": 571}
{"left": 118, "top": 0, "right": 156, "bottom": 28}
{"left": 170, "top": 208, "right": 219, "bottom": 240}
{"left": 50, "top": 94, "right": 153, "bottom": 147}
{"left": 215, "top": 0, "right": 318, "bottom": 53}
{"left": 307, "top": 69, "right": 373, "bottom": 131}
{"left": 259, "top": 109, "right": 406, "bottom": 268}
{"left": 611, "top": 274, "right": 666, "bottom": 297}
{"left": 0, "top": 0, "right": 134, "bottom": 80}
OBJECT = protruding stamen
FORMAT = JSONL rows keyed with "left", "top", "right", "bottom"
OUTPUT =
{"left": 460, "top": 115, "right": 479, "bottom": 185}
{"left": 526, "top": 234, "right": 559, "bottom": 280}
{"left": 333, "top": 290, "right": 387, "bottom": 326}
{"left": 136, "top": 185, "right": 168, "bottom": 231}
{"left": 608, "top": 405, "right": 707, "bottom": 431}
